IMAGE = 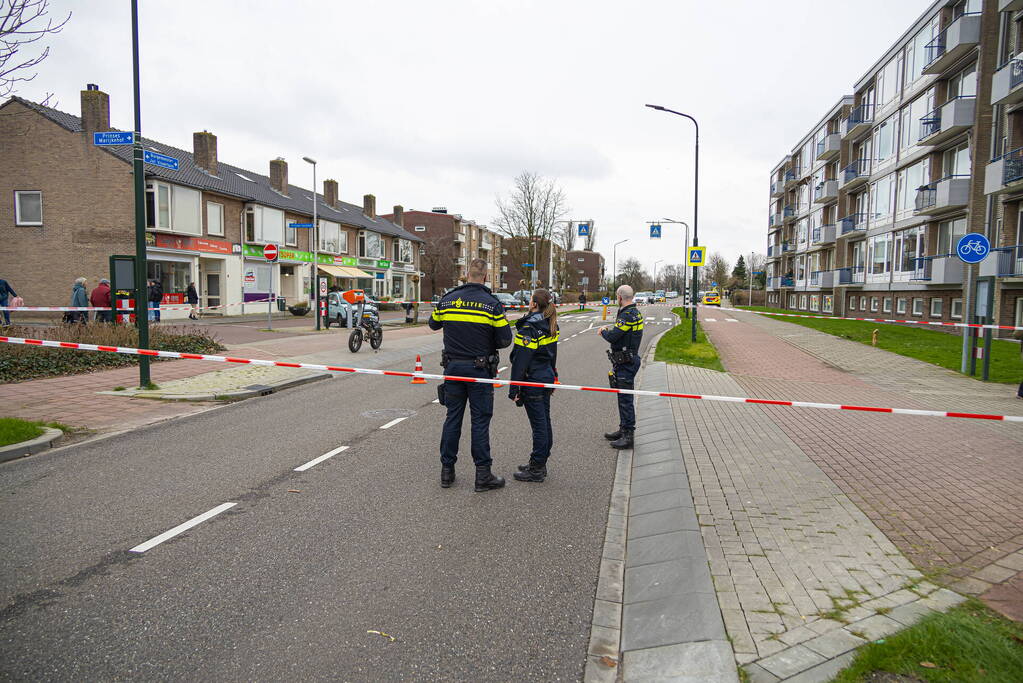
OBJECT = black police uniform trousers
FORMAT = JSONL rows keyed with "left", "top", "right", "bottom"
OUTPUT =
{"left": 614, "top": 356, "right": 641, "bottom": 430}
{"left": 440, "top": 360, "right": 494, "bottom": 468}
{"left": 522, "top": 387, "right": 554, "bottom": 465}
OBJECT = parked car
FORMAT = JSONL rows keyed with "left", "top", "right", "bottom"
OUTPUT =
{"left": 667, "top": 290, "right": 679, "bottom": 299}
{"left": 325, "top": 291, "right": 380, "bottom": 327}
{"left": 494, "top": 292, "right": 518, "bottom": 308}
{"left": 512, "top": 289, "right": 532, "bottom": 305}
{"left": 634, "top": 291, "right": 653, "bottom": 304}
{"left": 655, "top": 290, "right": 666, "bottom": 302}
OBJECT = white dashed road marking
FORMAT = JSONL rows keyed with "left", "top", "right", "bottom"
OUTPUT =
{"left": 726, "top": 318, "right": 738, "bottom": 322}
{"left": 379, "top": 417, "right": 409, "bottom": 430}
{"left": 704, "top": 318, "right": 717, "bottom": 322}
{"left": 294, "top": 445, "right": 349, "bottom": 472}
{"left": 130, "top": 502, "right": 237, "bottom": 553}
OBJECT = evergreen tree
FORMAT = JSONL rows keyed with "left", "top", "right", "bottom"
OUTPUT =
{"left": 732, "top": 255, "right": 747, "bottom": 284}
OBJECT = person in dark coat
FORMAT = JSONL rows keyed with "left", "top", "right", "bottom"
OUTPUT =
{"left": 69, "top": 277, "right": 88, "bottom": 324}
{"left": 90, "top": 279, "right": 112, "bottom": 323}
{"left": 578, "top": 291, "right": 586, "bottom": 311}
{"left": 0, "top": 277, "right": 16, "bottom": 325}
{"left": 148, "top": 279, "right": 163, "bottom": 322}
{"left": 186, "top": 282, "right": 200, "bottom": 320}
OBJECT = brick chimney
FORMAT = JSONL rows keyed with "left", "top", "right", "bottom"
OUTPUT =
{"left": 392, "top": 205, "right": 404, "bottom": 227}
{"left": 193, "top": 131, "right": 218, "bottom": 175}
{"left": 80, "top": 84, "right": 110, "bottom": 133}
{"left": 363, "top": 194, "right": 376, "bottom": 218}
{"left": 270, "top": 158, "right": 288, "bottom": 195}
{"left": 323, "top": 179, "right": 339, "bottom": 208}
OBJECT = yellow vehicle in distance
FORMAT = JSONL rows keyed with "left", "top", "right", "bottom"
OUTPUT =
{"left": 701, "top": 289, "right": 721, "bottom": 306}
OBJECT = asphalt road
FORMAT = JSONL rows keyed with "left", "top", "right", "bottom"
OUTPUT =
{"left": 0, "top": 303, "right": 677, "bottom": 681}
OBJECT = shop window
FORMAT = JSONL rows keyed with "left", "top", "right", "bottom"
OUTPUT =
{"left": 896, "top": 298, "right": 907, "bottom": 314}
{"left": 870, "top": 297, "right": 879, "bottom": 312}
{"left": 951, "top": 298, "right": 963, "bottom": 319}
{"left": 930, "top": 298, "right": 943, "bottom": 318}
{"left": 883, "top": 297, "right": 892, "bottom": 313}
{"left": 206, "top": 202, "right": 224, "bottom": 236}
{"left": 392, "top": 276, "right": 403, "bottom": 298}
{"left": 14, "top": 190, "right": 42, "bottom": 225}
{"left": 912, "top": 298, "right": 924, "bottom": 316}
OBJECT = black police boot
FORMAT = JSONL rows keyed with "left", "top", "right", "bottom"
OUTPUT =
{"left": 441, "top": 465, "right": 456, "bottom": 488}
{"left": 514, "top": 461, "right": 547, "bottom": 482}
{"left": 604, "top": 429, "right": 623, "bottom": 441}
{"left": 474, "top": 466, "right": 505, "bottom": 492}
{"left": 610, "top": 429, "right": 635, "bottom": 450}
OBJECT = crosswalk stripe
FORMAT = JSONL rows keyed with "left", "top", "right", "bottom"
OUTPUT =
{"left": 705, "top": 318, "right": 716, "bottom": 322}
{"left": 726, "top": 318, "right": 738, "bottom": 322}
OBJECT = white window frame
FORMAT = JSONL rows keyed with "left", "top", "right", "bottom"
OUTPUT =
{"left": 896, "top": 297, "right": 907, "bottom": 314}
{"left": 871, "top": 296, "right": 879, "bottom": 312}
{"left": 14, "top": 190, "right": 42, "bottom": 226}
{"left": 951, "top": 298, "right": 963, "bottom": 319}
{"left": 414, "top": 225, "right": 426, "bottom": 232}
{"left": 883, "top": 297, "right": 892, "bottom": 313}
{"left": 848, "top": 296, "right": 857, "bottom": 311}
{"left": 912, "top": 298, "right": 924, "bottom": 316}
{"left": 930, "top": 297, "right": 943, "bottom": 318}
{"left": 206, "top": 201, "right": 224, "bottom": 236}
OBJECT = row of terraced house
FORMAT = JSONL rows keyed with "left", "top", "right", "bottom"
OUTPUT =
{"left": 766, "top": 0, "right": 1023, "bottom": 335}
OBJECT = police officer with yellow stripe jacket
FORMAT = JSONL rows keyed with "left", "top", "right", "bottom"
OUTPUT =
{"left": 508, "top": 289, "right": 559, "bottom": 483}
{"left": 429, "top": 258, "right": 513, "bottom": 492}
{"left": 599, "top": 284, "right": 644, "bottom": 449}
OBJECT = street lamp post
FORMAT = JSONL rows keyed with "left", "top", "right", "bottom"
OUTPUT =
{"left": 659, "top": 218, "right": 690, "bottom": 317}
{"left": 612, "top": 238, "right": 629, "bottom": 293}
{"left": 302, "top": 156, "right": 319, "bottom": 330}
{"left": 653, "top": 259, "right": 664, "bottom": 290}
{"left": 647, "top": 104, "right": 700, "bottom": 342}
{"left": 130, "top": 0, "right": 150, "bottom": 387}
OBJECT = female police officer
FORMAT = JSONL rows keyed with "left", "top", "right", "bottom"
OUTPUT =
{"left": 508, "top": 289, "right": 559, "bottom": 483}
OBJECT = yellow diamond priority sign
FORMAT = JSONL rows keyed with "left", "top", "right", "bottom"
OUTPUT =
{"left": 687, "top": 246, "right": 706, "bottom": 267}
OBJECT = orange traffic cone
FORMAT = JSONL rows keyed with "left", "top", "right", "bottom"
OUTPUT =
{"left": 411, "top": 355, "right": 427, "bottom": 384}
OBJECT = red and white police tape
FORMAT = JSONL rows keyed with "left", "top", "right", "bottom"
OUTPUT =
{"left": 2, "top": 334, "right": 1021, "bottom": 423}
{"left": 0, "top": 299, "right": 274, "bottom": 313}
{"left": 689, "top": 303, "right": 1023, "bottom": 332}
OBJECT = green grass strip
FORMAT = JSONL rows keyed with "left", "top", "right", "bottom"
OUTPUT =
{"left": 832, "top": 598, "right": 1023, "bottom": 683}
{"left": 739, "top": 306, "right": 1023, "bottom": 385}
{"left": 0, "top": 417, "right": 45, "bottom": 448}
{"left": 654, "top": 307, "right": 724, "bottom": 372}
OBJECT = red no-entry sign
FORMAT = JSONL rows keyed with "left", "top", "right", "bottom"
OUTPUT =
{"left": 263, "top": 243, "right": 279, "bottom": 262}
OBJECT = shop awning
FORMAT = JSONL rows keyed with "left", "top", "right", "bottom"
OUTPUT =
{"left": 319, "top": 264, "right": 373, "bottom": 279}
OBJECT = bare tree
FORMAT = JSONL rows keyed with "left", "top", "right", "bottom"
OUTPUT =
{"left": 493, "top": 171, "right": 568, "bottom": 287}
{"left": 418, "top": 233, "right": 455, "bottom": 299}
{"left": 616, "top": 257, "right": 649, "bottom": 291}
{"left": 584, "top": 222, "right": 597, "bottom": 251}
{"left": 702, "top": 253, "right": 731, "bottom": 291}
{"left": 748, "top": 253, "right": 767, "bottom": 289}
{"left": 1, "top": 1, "right": 71, "bottom": 100}
{"left": 660, "top": 264, "right": 686, "bottom": 292}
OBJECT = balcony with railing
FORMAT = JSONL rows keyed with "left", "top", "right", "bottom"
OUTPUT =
{"left": 783, "top": 205, "right": 799, "bottom": 223}
{"left": 980, "top": 245, "right": 1023, "bottom": 277}
{"left": 454, "top": 256, "right": 466, "bottom": 265}
{"left": 453, "top": 229, "right": 466, "bottom": 242}
{"left": 837, "top": 265, "right": 865, "bottom": 285}
{"left": 839, "top": 213, "right": 866, "bottom": 235}
{"left": 914, "top": 176, "right": 971, "bottom": 215}
{"left": 985, "top": 147, "right": 1023, "bottom": 195}
{"left": 767, "top": 244, "right": 782, "bottom": 259}
{"left": 811, "top": 224, "right": 837, "bottom": 245}
{"left": 808, "top": 270, "right": 835, "bottom": 288}
{"left": 842, "top": 104, "right": 874, "bottom": 140}
{"left": 840, "top": 158, "right": 870, "bottom": 190}
{"left": 813, "top": 179, "right": 838, "bottom": 204}
{"left": 769, "top": 213, "right": 782, "bottom": 229}
{"left": 918, "top": 96, "right": 976, "bottom": 146}
{"left": 923, "top": 13, "right": 981, "bottom": 75}
{"left": 770, "top": 179, "right": 785, "bottom": 197}
{"left": 784, "top": 168, "right": 800, "bottom": 188}
{"left": 910, "top": 254, "right": 963, "bottom": 285}
{"left": 816, "top": 133, "right": 841, "bottom": 161}
{"left": 991, "top": 56, "right": 1023, "bottom": 106}
{"left": 501, "top": 264, "right": 508, "bottom": 273}
{"left": 1001, "top": 0, "right": 1023, "bottom": 12}
{"left": 480, "top": 236, "right": 492, "bottom": 250}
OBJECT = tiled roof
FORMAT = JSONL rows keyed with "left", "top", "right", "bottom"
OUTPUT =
{"left": 5, "top": 96, "right": 421, "bottom": 242}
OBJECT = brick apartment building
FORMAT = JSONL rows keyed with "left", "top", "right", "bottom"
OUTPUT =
{"left": 501, "top": 237, "right": 566, "bottom": 293}
{"left": 766, "top": 0, "right": 1023, "bottom": 334}
{"left": 381, "top": 208, "right": 504, "bottom": 299}
{"left": 567, "top": 249, "right": 606, "bottom": 295}
{"left": 0, "top": 86, "right": 421, "bottom": 319}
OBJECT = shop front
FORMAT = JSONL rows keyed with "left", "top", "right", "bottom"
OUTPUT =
{"left": 317, "top": 255, "right": 372, "bottom": 295}
{"left": 354, "top": 258, "right": 392, "bottom": 300}
{"left": 241, "top": 244, "right": 315, "bottom": 313}
{"left": 146, "top": 233, "right": 240, "bottom": 319}
{"left": 389, "top": 262, "right": 419, "bottom": 302}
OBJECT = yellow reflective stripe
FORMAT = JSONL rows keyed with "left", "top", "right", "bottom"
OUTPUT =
{"left": 514, "top": 335, "right": 539, "bottom": 349}
{"left": 437, "top": 306, "right": 505, "bottom": 320}
{"left": 434, "top": 307, "right": 509, "bottom": 326}
{"left": 537, "top": 332, "right": 559, "bottom": 346}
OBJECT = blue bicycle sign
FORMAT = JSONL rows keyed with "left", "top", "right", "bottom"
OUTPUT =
{"left": 955, "top": 233, "right": 990, "bottom": 264}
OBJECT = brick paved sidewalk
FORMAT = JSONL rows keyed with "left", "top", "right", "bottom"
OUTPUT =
{"left": 697, "top": 309, "right": 1023, "bottom": 623}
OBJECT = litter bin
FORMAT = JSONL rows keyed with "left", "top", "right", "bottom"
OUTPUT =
{"left": 277, "top": 296, "right": 287, "bottom": 312}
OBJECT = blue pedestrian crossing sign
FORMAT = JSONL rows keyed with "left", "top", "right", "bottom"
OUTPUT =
{"left": 956, "top": 232, "right": 990, "bottom": 264}
{"left": 577, "top": 223, "right": 590, "bottom": 237}
{"left": 602, "top": 296, "right": 610, "bottom": 305}
{"left": 649, "top": 224, "right": 662, "bottom": 239}
{"left": 687, "top": 246, "right": 706, "bottom": 267}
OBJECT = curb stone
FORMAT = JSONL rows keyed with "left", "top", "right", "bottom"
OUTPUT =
{"left": 0, "top": 427, "right": 62, "bottom": 463}
{"left": 98, "top": 371, "right": 330, "bottom": 402}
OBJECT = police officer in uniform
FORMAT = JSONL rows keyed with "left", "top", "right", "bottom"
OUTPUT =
{"left": 429, "top": 258, "right": 513, "bottom": 492}
{"left": 599, "top": 284, "right": 644, "bottom": 449}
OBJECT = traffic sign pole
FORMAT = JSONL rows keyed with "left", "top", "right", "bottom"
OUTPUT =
{"left": 130, "top": 0, "right": 150, "bottom": 388}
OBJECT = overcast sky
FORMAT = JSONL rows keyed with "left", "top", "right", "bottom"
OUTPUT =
{"left": 21, "top": 0, "right": 930, "bottom": 278}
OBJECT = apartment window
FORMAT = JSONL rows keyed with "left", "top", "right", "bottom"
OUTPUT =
{"left": 883, "top": 297, "right": 892, "bottom": 313}
{"left": 897, "top": 227, "right": 924, "bottom": 272}
{"left": 1015, "top": 298, "right": 1023, "bottom": 328}
{"left": 912, "top": 298, "right": 924, "bottom": 316}
{"left": 952, "top": 0, "right": 981, "bottom": 18}
{"left": 244, "top": 205, "right": 285, "bottom": 244}
{"left": 943, "top": 142, "right": 971, "bottom": 178}
{"left": 849, "top": 296, "right": 857, "bottom": 311}
{"left": 937, "top": 217, "right": 967, "bottom": 254}
{"left": 870, "top": 173, "right": 896, "bottom": 223}
{"left": 907, "top": 16, "right": 940, "bottom": 83}
{"left": 823, "top": 295, "right": 833, "bottom": 313}
{"left": 799, "top": 295, "right": 808, "bottom": 310}
{"left": 319, "top": 220, "right": 342, "bottom": 254}
{"left": 285, "top": 220, "right": 297, "bottom": 247}
{"left": 788, "top": 294, "right": 797, "bottom": 307}
{"left": 947, "top": 63, "right": 977, "bottom": 99}
{"left": 146, "top": 182, "right": 200, "bottom": 235}
{"left": 930, "top": 298, "right": 943, "bottom": 318}
{"left": 897, "top": 162, "right": 929, "bottom": 218}
{"left": 877, "top": 56, "right": 900, "bottom": 109}
{"left": 810, "top": 295, "right": 820, "bottom": 312}
{"left": 869, "top": 233, "right": 892, "bottom": 274}
{"left": 359, "top": 231, "right": 383, "bottom": 258}
{"left": 896, "top": 298, "right": 907, "bottom": 314}
{"left": 414, "top": 225, "right": 426, "bottom": 232}
{"left": 951, "top": 298, "right": 963, "bottom": 318}
{"left": 871, "top": 297, "right": 879, "bottom": 312}
{"left": 14, "top": 190, "right": 42, "bottom": 226}
{"left": 206, "top": 201, "right": 224, "bottom": 236}
{"left": 873, "top": 116, "right": 898, "bottom": 164}
{"left": 577, "top": 257, "right": 585, "bottom": 262}
{"left": 860, "top": 296, "right": 868, "bottom": 310}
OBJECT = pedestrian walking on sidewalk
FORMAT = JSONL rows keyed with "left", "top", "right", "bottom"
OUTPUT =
{"left": 68, "top": 277, "right": 88, "bottom": 324}
{"left": 90, "top": 279, "right": 112, "bottom": 323}
{"left": 509, "top": 289, "right": 559, "bottom": 483}
{"left": 0, "top": 277, "right": 17, "bottom": 326}
{"left": 598, "top": 284, "right": 644, "bottom": 449}
{"left": 429, "top": 257, "right": 513, "bottom": 492}
{"left": 1014, "top": 330, "right": 1023, "bottom": 399}
{"left": 147, "top": 279, "right": 163, "bottom": 322}
{"left": 186, "top": 282, "right": 200, "bottom": 320}
{"left": 578, "top": 291, "right": 586, "bottom": 311}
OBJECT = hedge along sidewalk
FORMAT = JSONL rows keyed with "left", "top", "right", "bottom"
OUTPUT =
{"left": 653, "top": 307, "right": 724, "bottom": 372}
{"left": 737, "top": 306, "right": 1023, "bottom": 384}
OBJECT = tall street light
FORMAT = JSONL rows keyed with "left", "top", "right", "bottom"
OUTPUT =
{"left": 302, "top": 156, "right": 319, "bottom": 330}
{"left": 653, "top": 259, "right": 664, "bottom": 289}
{"left": 130, "top": 0, "right": 150, "bottom": 387}
{"left": 613, "top": 238, "right": 629, "bottom": 293}
{"left": 662, "top": 218, "right": 690, "bottom": 318}
{"left": 647, "top": 104, "right": 699, "bottom": 342}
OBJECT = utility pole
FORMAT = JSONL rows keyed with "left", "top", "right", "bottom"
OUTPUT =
{"left": 748, "top": 251, "right": 754, "bottom": 307}
{"left": 130, "top": 0, "right": 150, "bottom": 387}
